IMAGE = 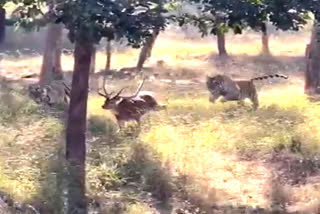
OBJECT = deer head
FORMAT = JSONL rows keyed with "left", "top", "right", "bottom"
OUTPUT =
{"left": 98, "top": 77, "right": 146, "bottom": 110}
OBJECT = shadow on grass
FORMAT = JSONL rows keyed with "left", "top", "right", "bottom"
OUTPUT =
{"left": 167, "top": 159, "right": 319, "bottom": 214}
{"left": 85, "top": 115, "right": 174, "bottom": 213}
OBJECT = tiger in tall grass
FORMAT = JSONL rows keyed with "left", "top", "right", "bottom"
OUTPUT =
{"left": 206, "top": 74, "right": 288, "bottom": 110}
{"left": 28, "top": 81, "right": 71, "bottom": 107}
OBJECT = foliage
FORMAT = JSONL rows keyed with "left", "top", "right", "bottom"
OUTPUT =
{"left": 175, "top": 0, "right": 316, "bottom": 37}
{"left": 53, "top": 0, "right": 168, "bottom": 46}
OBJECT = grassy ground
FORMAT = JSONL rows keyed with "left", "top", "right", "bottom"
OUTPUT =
{"left": 1, "top": 28, "right": 320, "bottom": 213}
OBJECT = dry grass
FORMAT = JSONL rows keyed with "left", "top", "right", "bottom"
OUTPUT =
{"left": 0, "top": 28, "right": 320, "bottom": 213}
{"left": 140, "top": 84, "right": 320, "bottom": 210}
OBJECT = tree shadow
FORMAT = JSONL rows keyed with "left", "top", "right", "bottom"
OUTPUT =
{"left": 170, "top": 159, "right": 319, "bottom": 214}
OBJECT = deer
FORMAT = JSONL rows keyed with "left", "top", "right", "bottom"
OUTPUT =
{"left": 98, "top": 77, "right": 166, "bottom": 130}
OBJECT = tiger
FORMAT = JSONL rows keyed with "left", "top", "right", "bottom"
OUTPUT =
{"left": 28, "top": 81, "right": 71, "bottom": 107}
{"left": 206, "top": 74, "right": 288, "bottom": 110}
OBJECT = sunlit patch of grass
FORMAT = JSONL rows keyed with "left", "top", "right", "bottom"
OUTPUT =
{"left": 87, "top": 96, "right": 113, "bottom": 118}
{"left": 143, "top": 84, "right": 320, "bottom": 156}
{"left": 126, "top": 202, "right": 154, "bottom": 214}
{"left": 0, "top": 89, "right": 39, "bottom": 124}
{"left": 87, "top": 96, "right": 119, "bottom": 133}
{"left": 88, "top": 115, "right": 117, "bottom": 136}
{"left": 260, "top": 85, "right": 310, "bottom": 110}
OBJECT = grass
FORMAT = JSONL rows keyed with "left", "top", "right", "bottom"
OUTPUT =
{"left": 144, "top": 85, "right": 320, "bottom": 154}
{"left": 0, "top": 80, "right": 64, "bottom": 213}
{"left": 0, "top": 28, "right": 320, "bottom": 213}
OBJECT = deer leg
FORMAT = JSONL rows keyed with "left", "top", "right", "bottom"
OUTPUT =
{"left": 220, "top": 97, "right": 228, "bottom": 103}
{"left": 135, "top": 118, "right": 141, "bottom": 127}
{"left": 116, "top": 120, "right": 125, "bottom": 132}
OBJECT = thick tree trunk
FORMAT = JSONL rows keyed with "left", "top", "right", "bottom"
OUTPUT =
{"left": 305, "top": 22, "right": 320, "bottom": 95}
{"left": 65, "top": 40, "right": 93, "bottom": 214}
{"left": 39, "top": 23, "right": 63, "bottom": 85}
{"left": 105, "top": 40, "right": 111, "bottom": 71}
{"left": 89, "top": 45, "right": 96, "bottom": 74}
{"left": 217, "top": 31, "right": 227, "bottom": 56}
{"left": 261, "top": 22, "right": 270, "bottom": 55}
{"left": 0, "top": 7, "right": 5, "bottom": 44}
{"left": 136, "top": 28, "right": 160, "bottom": 71}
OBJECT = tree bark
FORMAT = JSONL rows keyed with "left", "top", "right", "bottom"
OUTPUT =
{"left": 217, "top": 30, "right": 227, "bottom": 56}
{"left": 0, "top": 7, "right": 5, "bottom": 44}
{"left": 39, "top": 23, "right": 63, "bottom": 85}
{"left": 305, "top": 22, "right": 320, "bottom": 95}
{"left": 89, "top": 45, "right": 96, "bottom": 74}
{"left": 105, "top": 40, "right": 112, "bottom": 71}
{"left": 65, "top": 40, "right": 93, "bottom": 214}
{"left": 136, "top": 27, "right": 160, "bottom": 71}
{"left": 261, "top": 22, "right": 271, "bottom": 55}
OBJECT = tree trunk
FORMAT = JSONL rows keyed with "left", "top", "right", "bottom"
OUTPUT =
{"left": 136, "top": 27, "right": 160, "bottom": 71}
{"left": 217, "top": 31, "right": 227, "bottom": 56}
{"left": 39, "top": 23, "right": 63, "bottom": 85}
{"left": 105, "top": 40, "right": 111, "bottom": 71}
{"left": 305, "top": 22, "right": 320, "bottom": 95}
{"left": 89, "top": 45, "right": 96, "bottom": 74}
{"left": 261, "top": 22, "right": 271, "bottom": 55}
{"left": 65, "top": 40, "right": 93, "bottom": 214}
{"left": 0, "top": 7, "right": 5, "bottom": 44}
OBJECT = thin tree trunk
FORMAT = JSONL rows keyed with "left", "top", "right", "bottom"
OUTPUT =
{"left": 305, "top": 22, "right": 320, "bottom": 95}
{"left": 217, "top": 30, "right": 227, "bottom": 56}
{"left": 261, "top": 22, "right": 270, "bottom": 55}
{"left": 89, "top": 45, "right": 96, "bottom": 74}
{"left": 105, "top": 40, "right": 111, "bottom": 71}
{"left": 39, "top": 23, "right": 63, "bottom": 85}
{"left": 136, "top": 28, "right": 160, "bottom": 71}
{"left": 0, "top": 7, "right": 5, "bottom": 44}
{"left": 66, "top": 40, "right": 93, "bottom": 214}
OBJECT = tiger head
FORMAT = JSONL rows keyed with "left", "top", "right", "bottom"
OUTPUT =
{"left": 206, "top": 75, "right": 225, "bottom": 102}
{"left": 28, "top": 85, "right": 53, "bottom": 106}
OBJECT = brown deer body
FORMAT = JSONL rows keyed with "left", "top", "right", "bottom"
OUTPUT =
{"left": 99, "top": 78, "right": 166, "bottom": 129}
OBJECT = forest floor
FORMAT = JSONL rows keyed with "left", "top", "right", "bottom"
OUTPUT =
{"left": 1, "top": 29, "right": 320, "bottom": 214}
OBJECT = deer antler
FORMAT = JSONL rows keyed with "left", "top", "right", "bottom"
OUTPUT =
{"left": 121, "top": 76, "right": 146, "bottom": 99}
{"left": 111, "top": 87, "right": 128, "bottom": 99}
{"left": 133, "top": 76, "right": 146, "bottom": 97}
{"left": 98, "top": 74, "right": 114, "bottom": 98}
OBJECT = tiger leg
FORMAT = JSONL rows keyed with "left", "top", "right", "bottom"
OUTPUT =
{"left": 237, "top": 100, "right": 245, "bottom": 106}
{"left": 220, "top": 97, "right": 227, "bottom": 103}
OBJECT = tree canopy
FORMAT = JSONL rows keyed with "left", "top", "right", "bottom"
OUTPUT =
{"left": 175, "top": 0, "right": 318, "bottom": 37}
{"left": 52, "top": 0, "right": 167, "bottom": 46}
